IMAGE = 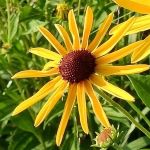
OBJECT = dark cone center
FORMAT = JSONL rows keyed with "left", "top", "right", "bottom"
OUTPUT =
{"left": 59, "top": 50, "right": 96, "bottom": 83}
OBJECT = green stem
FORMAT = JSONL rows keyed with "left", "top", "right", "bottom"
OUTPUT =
{"left": 77, "top": 0, "right": 81, "bottom": 16}
{"left": 128, "top": 102, "right": 150, "bottom": 128}
{"left": 6, "top": 0, "right": 11, "bottom": 43}
{"left": 98, "top": 90, "right": 150, "bottom": 139}
{"left": 121, "top": 107, "right": 150, "bottom": 146}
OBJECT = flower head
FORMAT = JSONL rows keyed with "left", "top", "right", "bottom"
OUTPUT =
{"left": 12, "top": 6, "right": 149, "bottom": 146}
{"left": 113, "top": 0, "right": 150, "bottom": 14}
{"left": 111, "top": 1, "right": 150, "bottom": 63}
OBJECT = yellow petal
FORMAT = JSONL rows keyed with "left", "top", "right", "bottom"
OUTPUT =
{"left": 113, "top": 0, "right": 150, "bottom": 14}
{"left": 34, "top": 81, "right": 68, "bottom": 127}
{"left": 132, "top": 35, "right": 150, "bottom": 63}
{"left": 11, "top": 68, "right": 58, "bottom": 79}
{"left": 42, "top": 61, "right": 58, "bottom": 71}
{"left": 12, "top": 76, "right": 61, "bottom": 116}
{"left": 92, "top": 17, "right": 136, "bottom": 57}
{"left": 56, "top": 83, "right": 77, "bottom": 146}
{"left": 96, "top": 64, "right": 150, "bottom": 75}
{"left": 88, "top": 13, "right": 114, "bottom": 51}
{"left": 97, "top": 40, "right": 143, "bottom": 64}
{"left": 110, "top": 15, "right": 150, "bottom": 35}
{"left": 39, "top": 27, "right": 67, "bottom": 56}
{"left": 84, "top": 80, "right": 110, "bottom": 127}
{"left": 68, "top": 9, "right": 80, "bottom": 50}
{"left": 90, "top": 74, "right": 134, "bottom": 101}
{"left": 81, "top": 7, "right": 93, "bottom": 49}
{"left": 55, "top": 24, "right": 73, "bottom": 52}
{"left": 77, "top": 82, "right": 89, "bottom": 133}
{"left": 29, "top": 48, "right": 61, "bottom": 61}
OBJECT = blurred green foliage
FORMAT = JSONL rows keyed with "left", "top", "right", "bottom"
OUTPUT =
{"left": 0, "top": 0, "right": 150, "bottom": 150}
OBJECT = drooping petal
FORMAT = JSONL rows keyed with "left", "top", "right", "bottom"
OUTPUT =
{"left": 97, "top": 40, "right": 143, "bottom": 64}
{"left": 29, "top": 48, "right": 61, "bottom": 61}
{"left": 11, "top": 68, "right": 59, "bottom": 79}
{"left": 96, "top": 64, "right": 150, "bottom": 76}
{"left": 55, "top": 24, "right": 73, "bottom": 52}
{"left": 110, "top": 15, "right": 150, "bottom": 35}
{"left": 68, "top": 9, "right": 80, "bottom": 50}
{"left": 56, "top": 83, "right": 77, "bottom": 146}
{"left": 113, "top": 0, "right": 150, "bottom": 14}
{"left": 81, "top": 6, "right": 93, "bottom": 49}
{"left": 34, "top": 81, "right": 68, "bottom": 127}
{"left": 132, "top": 35, "right": 150, "bottom": 63}
{"left": 90, "top": 74, "right": 134, "bottom": 101}
{"left": 39, "top": 27, "right": 67, "bottom": 56}
{"left": 88, "top": 13, "right": 114, "bottom": 51}
{"left": 92, "top": 17, "right": 136, "bottom": 57}
{"left": 42, "top": 61, "right": 58, "bottom": 71}
{"left": 84, "top": 80, "right": 110, "bottom": 127}
{"left": 77, "top": 82, "right": 89, "bottom": 133}
{"left": 12, "top": 76, "right": 61, "bottom": 116}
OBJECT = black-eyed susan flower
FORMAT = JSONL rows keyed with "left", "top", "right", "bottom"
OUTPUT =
{"left": 12, "top": 6, "right": 149, "bottom": 146}
{"left": 111, "top": 1, "right": 150, "bottom": 63}
{"left": 110, "top": 15, "right": 150, "bottom": 63}
{"left": 113, "top": 0, "right": 150, "bottom": 14}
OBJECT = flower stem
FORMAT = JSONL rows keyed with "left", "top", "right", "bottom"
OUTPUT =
{"left": 98, "top": 90, "right": 150, "bottom": 138}
{"left": 128, "top": 102, "right": 150, "bottom": 127}
{"left": 6, "top": 0, "right": 11, "bottom": 43}
{"left": 77, "top": 0, "right": 81, "bottom": 16}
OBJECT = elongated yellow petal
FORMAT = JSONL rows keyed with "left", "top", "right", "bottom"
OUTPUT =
{"left": 77, "top": 82, "right": 89, "bottom": 133}
{"left": 110, "top": 15, "right": 150, "bottom": 35}
{"left": 11, "top": 68, "right": 58, "bottom": 79}
{"left": 84, "top": 80, "right": 110, "bottom": 127}
{"left": 34, "top": 81, "right": 68, "bottom": 127}
{"left": 56, "top": 84, "right": 77, "bottom": 146}
{"left": 90, "top": 74, "right": 134, "bottom": 101}
{"left": 29, "top": 48, "right": 61, "bottom": 61}
{"left": 42, "top": 61, "right": 58, "bottom": 71}
{"left": 55, "top": 24, "right": 73, "bottom": 52}
{"left": 68, "top": 9, "right": 80, "bottom": 50}
{"left": 96, "top": 65, "right": 150, "bottom": 76}
{"left": 113, "top": 0, "right": 150, "bottom": 14}
{"left": 88, "top": 13, "right": 114, "bottom": 51}
{"left": 92, "top": 17, "right": 136, "bottom": 57}
{"left": 81, "top": 7, "right": 93, "bottom": 49}
{"left": 12, "top": 76, "right": 61, "bottom": 116}
{"left": 39, "top": 27, "right": 67, "bottom": 56}
{"left": 97, "top": 40, "right": 143, "bottom": 64}
{"left": 132, "top": 35, "right": 150, "bottom": 63}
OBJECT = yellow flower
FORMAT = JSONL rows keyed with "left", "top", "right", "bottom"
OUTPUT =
{"left": 12, "top": 7, "right": 149, "bottom": 146}
{"left": 113, "top": 0, "right": 150, "bottom": 14}
{"left": 111, "top": 0, "right": 150, "bottom": 63}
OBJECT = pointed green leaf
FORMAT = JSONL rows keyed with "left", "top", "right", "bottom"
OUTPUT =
{"left": 128, "top": 74, "right": 150, "bottom": 108}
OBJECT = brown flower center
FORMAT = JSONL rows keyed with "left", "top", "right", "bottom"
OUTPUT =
{"left": 59, "top": 50, "right": 96, "bottom": 83}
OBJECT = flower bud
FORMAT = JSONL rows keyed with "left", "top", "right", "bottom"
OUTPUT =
{"left": 56, "top": 3, "right": 69, "bottom": 20}
{"left": 95, "top": 126, "right": 117, "bottom": 148}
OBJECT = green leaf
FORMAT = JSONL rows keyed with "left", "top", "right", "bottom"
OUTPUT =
{"left": 10, "top": 13, "right": 20, "bottom": 41}
{"left": 12, "top": 111, "right": 43, "bottom": 144}
{"left": 124, "top": 136, "right": 150, "bottom": 150}
{"left": 128, "top": 75, "right": 150, "bottom": 108}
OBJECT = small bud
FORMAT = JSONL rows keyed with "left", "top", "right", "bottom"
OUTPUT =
{"left": 2, "top": 43, "right": 11, "bottom": 50}
{"left": 56, "top": 3, "right": 69, "bottom": 20}
{"left": 95, "top": 126, "right": 117, "bottom": 148}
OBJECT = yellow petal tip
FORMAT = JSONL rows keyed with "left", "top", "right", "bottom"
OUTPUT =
{"left": 34, "top": 122, "right": 39, "bottom": 127}
{"left": 11, "top": 75, "right": 16, "bottom": 79}
{"left": 11, "top": 111, "right": 17, "bottom": 116}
